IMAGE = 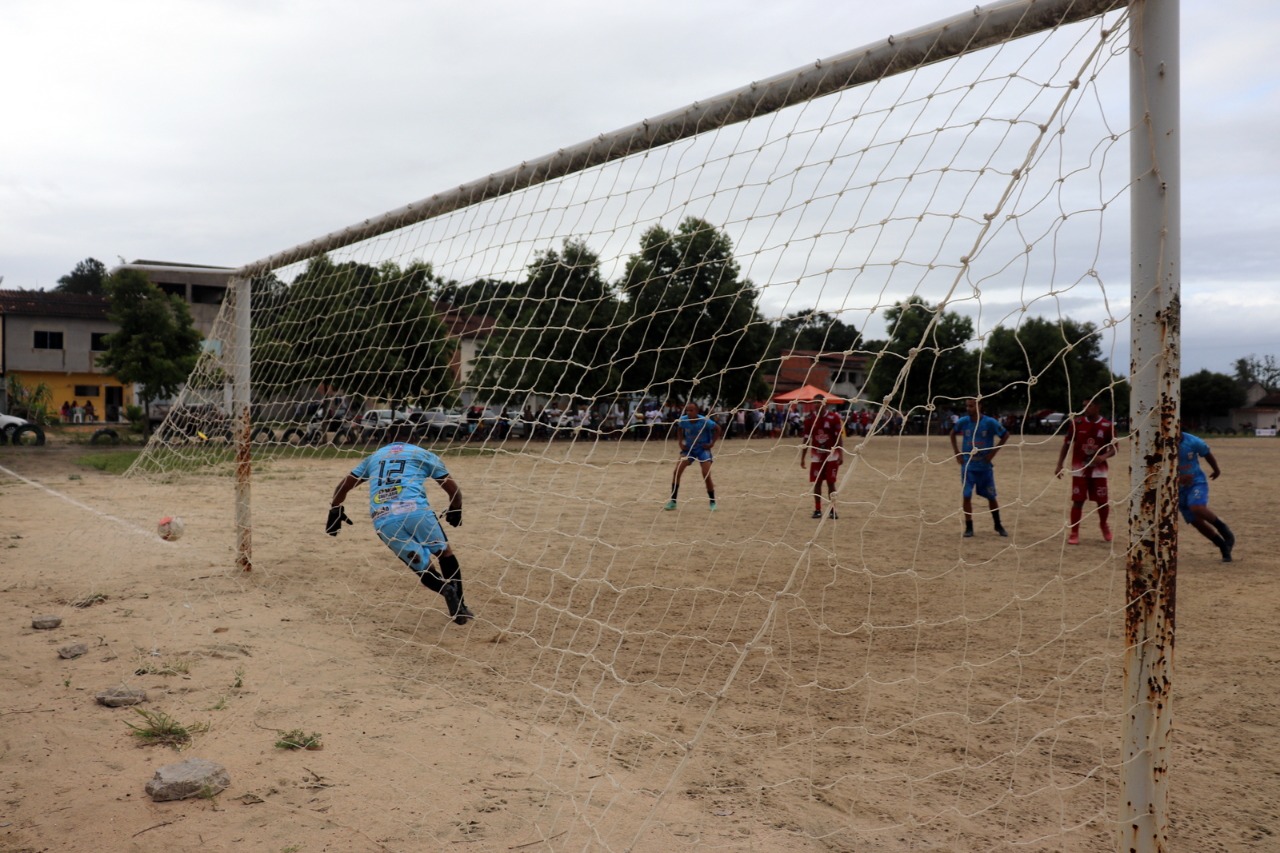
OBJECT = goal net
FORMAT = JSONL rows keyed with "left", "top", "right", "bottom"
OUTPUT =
{"left": 93, "top": 1, "right": 1164, "bottom": 849}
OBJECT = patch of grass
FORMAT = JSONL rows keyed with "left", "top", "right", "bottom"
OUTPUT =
{"left": 125, "top": 708, "right": 209, "bottom": 748}
{"left": 75, "top": 450, "right": 141, "bottom": 474}
{"left": 231, "top": 666, "right": 245, "bottom": 689}
{"left": 134, "top": 658, "right": 191, "bottom": 676}
{"left": 69, "top": 592, "right": 109, "bottom": 608}
{"left": 274, "top": 729, "right": 323, "bottom": 750}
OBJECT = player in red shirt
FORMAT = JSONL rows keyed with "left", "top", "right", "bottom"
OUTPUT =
{"left": 800, "top": 395, "right": 845, "bottom": 519}
{"left": 1054, "top": 397, "right": 1117, "bottom": 544}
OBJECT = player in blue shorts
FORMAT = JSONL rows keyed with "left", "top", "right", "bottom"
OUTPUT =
{"left": 949, "top": 397, "right": 1010, "bottom": 538}
{"left": 326, "top": 439, "right": 474, "bottom": 624}
{"left": 1178, "top": 431, "right": 1235, "bottom": 562}
{"left": 665, "top": 402, "right": 720, "bottom": 511}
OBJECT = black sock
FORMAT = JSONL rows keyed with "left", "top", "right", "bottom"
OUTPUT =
{"left": 1212, "top": 519, "right": 1234, "bottom": 541}
{"left": 438, "top": 554, "right": 463, "bottom": 601}
{"left": 418, "top": 569, "right": 444, "bottom": 593}
{"left": 965, "top": 520, "right": 974, "bottom": 532}
{"left": 992, "top": 510, "right": 1003, "bottom": 529}
{"left": 708, "top": 490, "right": 716, "bottom": 502}
{"left": 670, "top": 484, "right": 680, "bottom": 501}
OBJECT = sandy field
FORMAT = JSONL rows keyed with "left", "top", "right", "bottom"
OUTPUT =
{"left": 0, "top": 431, "right": 1276, "bottom": 852}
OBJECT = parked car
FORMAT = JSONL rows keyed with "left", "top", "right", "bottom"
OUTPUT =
{"left": 406, "top": 407, "right": 465, "bottom": 440}
{"left": 1039, "top": 412, "right": 1067, "bottom": 432}
{"left": 361, "top": 409, "right": 412, "bottom": 429}
{"left": 0, "top": 413, "right": 46, "bottom": 446}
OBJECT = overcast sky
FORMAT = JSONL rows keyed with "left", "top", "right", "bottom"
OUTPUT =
{"left": 2, "top": 0, "right": 1276, "bottom": 376}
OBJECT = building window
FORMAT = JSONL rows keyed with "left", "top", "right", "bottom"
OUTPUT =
{"left": 34, "top": 330, "right": 64, "bottom": 349}
{"left": 91, "top": 332, "right": 110, "bottom": 351}
{"left": 74, "top": 385, "right": 101, "bottom": 398}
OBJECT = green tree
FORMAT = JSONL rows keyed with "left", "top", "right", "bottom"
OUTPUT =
{"left": 979, "top": 316, "right": 1115, "bottom": 416}
{"left": 96, "top": 269, "right": 203, "bottom": 430}
{"left": 1181, "top": 369, "right": 1245, "bottom": 429}
{"left": 55, "top": 257, "right": 108, "bottom": 295}
{"left": 618, "top": 218, "right": 770, "bottom": 407}
{"left": 472, "top": 240, "right": 624, "bottom": 402}
{"left": 254, "top": 257, "right": 457, "bottom": 412}
{"left": 1233, "top": 354, "right": 1280, "bottom": 391}
{"left": 863, "top": 296, "right": 977, "bottom": 411}
{"left": 772, "top": 309, "right": 862, "bottom": 354}
{"left": 437, "top": 276, "right": 523, "bottom": 324}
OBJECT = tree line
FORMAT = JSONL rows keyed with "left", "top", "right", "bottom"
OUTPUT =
{"left": 50, "top": 230, "right": 1274, "bottom": 426}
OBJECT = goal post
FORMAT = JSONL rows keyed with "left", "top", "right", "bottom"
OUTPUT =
{"left": 131, "top": 2, "right": 1181, "bottom": 849}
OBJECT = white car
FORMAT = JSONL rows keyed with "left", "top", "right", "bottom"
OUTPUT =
{"left": 360, "top": 409, "right": 412, "bottom": 429}
{"left": 1, "top": 413, "right": 46, "bottom": 446}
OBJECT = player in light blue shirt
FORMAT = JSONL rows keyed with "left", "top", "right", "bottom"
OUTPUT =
{"left": 1178, "top": 431, "right": 1235, "bottom": 562}
{"left": 949, "top": 397, "right": 1010, "bottom": 538}
{"left": 327, "top": 440, "right": 474, "bottom": 624}
{"left": 665, "top": 402, "right": 721, "bottom": 511}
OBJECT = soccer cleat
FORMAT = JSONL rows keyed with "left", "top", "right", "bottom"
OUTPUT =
{"left": 453, "top": 603, "right": 476, "bottom": 626}
{"left": 441, "top": 583, "right": 462, "bottom": 618}
{"left": 1220, "top": 541, "right": 1234, "bottom": 563}
{"left": 995, "top": 526, "right": 1009, "bottom": 538}
{"left": 664, "top": 500, "right": 677, "bottom": 511}
{"left": 1100, "top": 523, "right": 1113, "bottom": 543}
{"left": 963, "top": 529, "right": 974, "bottom": 538}
{"left": 1068, "top": 530, "right": 1080, "bottom": 545}
{"left": 709, "top": 501, "right": 718, "bottom": 512}
{"left": 828, "top": 508, "right": 839, "bottom": 519}
{"left": 812, "top": 509, "right": 823, "bottom": 519}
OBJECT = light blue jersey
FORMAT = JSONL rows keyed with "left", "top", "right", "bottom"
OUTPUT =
{"left": 678, "top": 414, "right": 717, "bottom": 451}
{"left": 1177, "top": 433, "right": 1212, "bottom": 490}
{"left": 955, "top": 414, "right": 1008, "bottom": 472}
{"left": 351, "top": 442, "right": 450, "bottom": 524}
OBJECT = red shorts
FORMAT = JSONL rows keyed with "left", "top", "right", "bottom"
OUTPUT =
{"left": 1071, "top": 475, "right": 1108, "bottom": 503}
{"left": 810, "top": 458, "right": 840, "bottom": 485}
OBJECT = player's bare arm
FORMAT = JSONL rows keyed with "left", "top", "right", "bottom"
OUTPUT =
{"left": 326, "top": 472, "right": 364, "bottom": 535}
{"left": 1204, "top": 451, "right": 1222, "bottom": 480}
{"left": 437, "top": 476, "right": 464, "bottom": 527}
{"left": 1055, "top": 430, "right": 1072, "bottom": 477}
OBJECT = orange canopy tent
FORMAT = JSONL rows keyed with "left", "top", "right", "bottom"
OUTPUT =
{"left": 772, "top": 385, "right": 846, "bottom": 404}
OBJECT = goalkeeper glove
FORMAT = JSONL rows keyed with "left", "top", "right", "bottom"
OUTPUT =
{"left": 444, "top": 508, "right": 462, "bottom": 528}
{"left": 326, "top": 505, "right": 353, "bottom": 536}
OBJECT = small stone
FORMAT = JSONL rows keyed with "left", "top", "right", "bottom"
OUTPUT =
{"left": 145, "top": 757, "right": 231, "bottom": 802}
{"left": 32, "top": 615, "right": 63, "bottom": 630}
{"left": 58, "top": 643, "right": 88, "bottom": 659}
{"left": 96, "top": 686, "right": 148, "bottom": 707}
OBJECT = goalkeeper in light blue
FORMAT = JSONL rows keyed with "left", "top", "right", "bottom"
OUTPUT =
{"left": 327, "top": 438, "right": 474, "bottom": 624}
{"left": 665, "top": 402, "right": 720, "bottom": 511}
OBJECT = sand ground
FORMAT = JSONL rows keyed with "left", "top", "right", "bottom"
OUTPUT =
{"left": 0, "top": 432, "right": 1276, "bottom": 852}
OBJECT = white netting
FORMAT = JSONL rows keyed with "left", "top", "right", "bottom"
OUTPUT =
{"left": 34, "top": 6, "right": 1146, "bottom": 850}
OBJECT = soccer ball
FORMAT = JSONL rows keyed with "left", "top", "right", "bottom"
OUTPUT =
{"left": 157, "top": 516, "right": 185, "bottom": 541}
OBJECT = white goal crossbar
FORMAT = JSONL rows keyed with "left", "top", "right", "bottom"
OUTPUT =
{"left": 206, "top": 2, "right": 1178, "bottom": 849}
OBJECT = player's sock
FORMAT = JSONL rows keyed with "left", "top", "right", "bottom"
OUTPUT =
{"left": 992, "top": 510, "right": 1004, "bottom": 530}
{"left": 1069, "top": 505, "right": 1083, "bottom": 529}
{"left": 1212, "top": 518, "right": 1235, "bottom": 548}
{"left": 964, "top": 521, "right": 974, "bottom": 538}
{"left": 417, "top": 569, "right": 445, "bottom": 594}
{"left": 438, "top": 553, "right": 461, "bottom": 583}
{"left": 670, "top": 484, "right": 680, "bottom": 501}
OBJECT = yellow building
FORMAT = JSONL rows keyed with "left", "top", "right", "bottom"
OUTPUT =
{"left": 0, "top": 289, "right": 132, "bottom": 422}
{"left": 0, "top": 261, "right": 232, "bottom": 423}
